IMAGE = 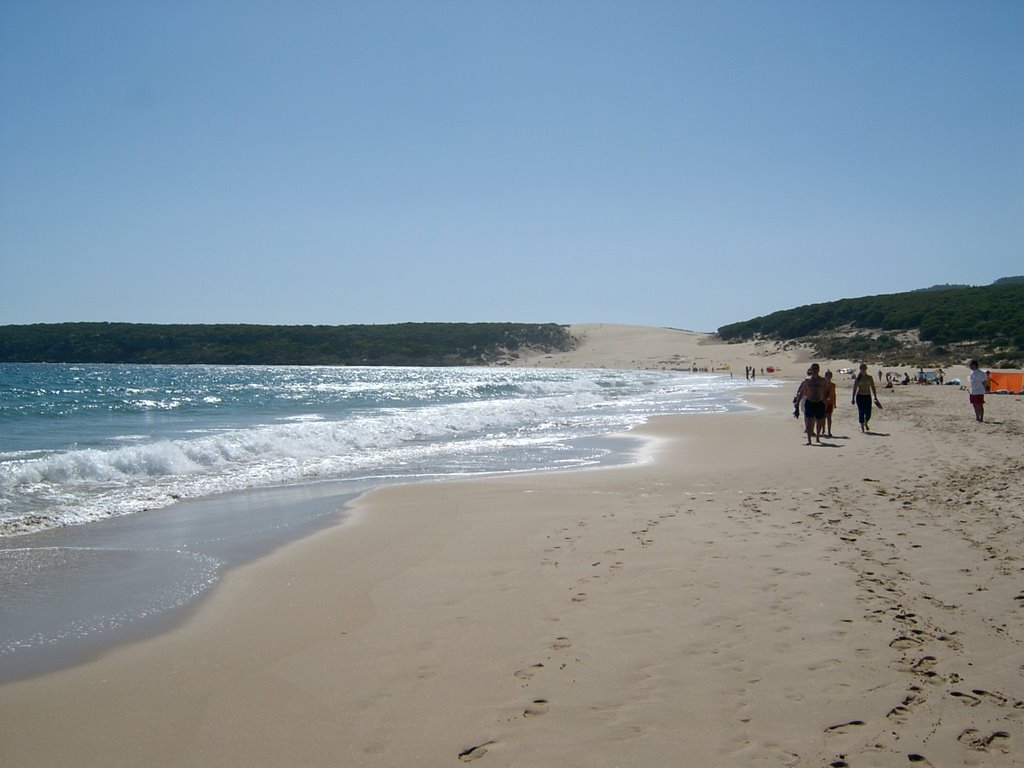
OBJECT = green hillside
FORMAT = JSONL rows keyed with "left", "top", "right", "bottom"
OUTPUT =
{"left": 0, "top": 322, "right": 575, "bottom": 366}
{"left": 717, "top": 281, "right": 1024, "bottom": 368}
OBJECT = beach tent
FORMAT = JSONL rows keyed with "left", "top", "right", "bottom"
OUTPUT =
{"left": 987, "top": 371, "right": 1024, "bottom": 394}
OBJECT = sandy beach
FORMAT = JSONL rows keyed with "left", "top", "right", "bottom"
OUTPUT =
{"left": 2, "top": 325, "right": 1022, "bottom": 767}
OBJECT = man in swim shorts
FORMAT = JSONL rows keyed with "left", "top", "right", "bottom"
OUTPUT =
{"left": 852, "top": 363, "right": 880, "bottom": 433}
{"left": 794, "top": 363, "right": 829, "bottom": 445}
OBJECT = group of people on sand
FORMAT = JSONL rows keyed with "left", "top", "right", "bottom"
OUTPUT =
{"left": 793, "top": 363, "right": 881, "bottom": 445}
{"left": 793, "top": 360, "right": 992, "bottom": 443}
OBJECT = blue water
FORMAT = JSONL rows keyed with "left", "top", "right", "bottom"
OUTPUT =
{"left": 0, "top": 363, "right": 760, "bottom": 535}
{"left": 0, "top": 363, "right": 771, "bottom": 680}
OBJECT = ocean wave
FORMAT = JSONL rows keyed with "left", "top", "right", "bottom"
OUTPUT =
{"left": 0, "top": 365, "right": 762, "bottom": 535}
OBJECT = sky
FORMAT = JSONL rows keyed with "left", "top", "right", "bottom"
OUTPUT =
{"left": 1, "top": 1, "right": 1021, "bottom": 332}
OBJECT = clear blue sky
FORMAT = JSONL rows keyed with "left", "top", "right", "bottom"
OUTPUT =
{"left": 1, "top": 1, "right": 1021, "bottom": 332}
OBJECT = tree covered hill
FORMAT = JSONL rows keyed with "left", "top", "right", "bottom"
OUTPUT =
{"left": 5, "top": 278, "right": 1022, "bottom": 368}
{"left": 717, "top": 280, "right": 1024, "bottom": 368}
{"left": 0, "top": 322, "right": 575, "bottom": 366}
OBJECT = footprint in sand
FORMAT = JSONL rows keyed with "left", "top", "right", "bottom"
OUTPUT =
{"left": 889, "top": 635, "right": 924, "bottom": 650}
{"left": 523, "top": 699, "right": 549, "bottom": 717}
{"left": 958, "top": 728, "right": 1011, "bottom": 751}
{"left": 824, "top": 720, "right": 866, "bottom": 734}
{"left": 910, "top": 655, "right": 939, "bottom": 679}
{"left": 551, "top": 636, "right": 573, "bottom": 650}
{"left": 887, "top": 689, "right": 925, "bottom": 723}
{"left": 514, "top": 663, "right": 544, "bottom": 681}
{"left": 950, "top": 690, "right": 982, "bottom": 706}
{"left": 458, "top": 740, "right": 496, "bottom": 762}
{"left": 571, "top": 592, "right": 588, "bottom": 603}
{"left": 972, "top": 688, "right": 1010, "bottom": 706}
{"left": 887, "top": 704, "right": 911, "bottom": 723}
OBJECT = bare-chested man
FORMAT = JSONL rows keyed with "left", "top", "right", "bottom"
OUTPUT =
{"left": 852, "top": 362, "right": 879, "bottom": 433}
{"left": 794, "top": 363, "right": 829, "bottom": 445}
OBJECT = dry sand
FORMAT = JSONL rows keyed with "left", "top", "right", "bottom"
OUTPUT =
{"left": 2, "top": 325, "right": 1022, "bottom": 767}
{"left": 506, "top": 322, "right": 814, "bottom": 373}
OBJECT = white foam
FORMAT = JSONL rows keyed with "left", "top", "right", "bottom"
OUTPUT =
{"left": 0, "top": 366, "right": 769, "bottom": 535}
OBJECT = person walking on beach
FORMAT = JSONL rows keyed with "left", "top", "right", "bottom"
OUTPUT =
{"left": 794, "top": 363, "right": 828, "bottom": 445}
{"left": 967, "top": 360, "right": 989, "bottom": 422}
{"left": 852, "top": 363, "right": 880, "bottom": 433}
{"left": 824, "top": 369, "right": 837, "bottom": 438}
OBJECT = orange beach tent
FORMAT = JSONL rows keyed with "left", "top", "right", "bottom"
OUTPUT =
{"left": 987, "top": 371, "right": 1024, "bottom": 394}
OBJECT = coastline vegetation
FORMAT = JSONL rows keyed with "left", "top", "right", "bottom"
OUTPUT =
{"left": 0, "top": 322, "right": 575, "bottom": 366}
{"left": 4, "top": 279, "right": 1022, "bottom": 369}
{"left": 717, "top": 280, "right": 1024, "bottom": 368}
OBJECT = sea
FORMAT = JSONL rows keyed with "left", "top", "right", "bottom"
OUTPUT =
{"left": 0, "top": 363, "right": 772, "bottom": 681}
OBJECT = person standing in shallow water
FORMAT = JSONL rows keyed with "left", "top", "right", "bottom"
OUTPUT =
{"left": 852, "top": 363, "right": 879, "bottom": 433}
{"left": 794, "top": 363, "right": 829, "bottom": 445}
{"left": 967, "top": 360, "right": 989, "bottom": 422}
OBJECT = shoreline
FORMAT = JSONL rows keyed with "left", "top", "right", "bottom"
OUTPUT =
{"left": 2, "top": 326, "right": 1022, "bottom": 766}
{"left": 1, "top": 345, "right": 767, "bottom": 682}
{"left": 0, "top": 483, "right": 360, "bottom": 684}
{"left": 2, "top": 380, "right": 1021, "bottom": 765}
{"left": 0, "top": 429, "right": 656, "bottom": 685}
